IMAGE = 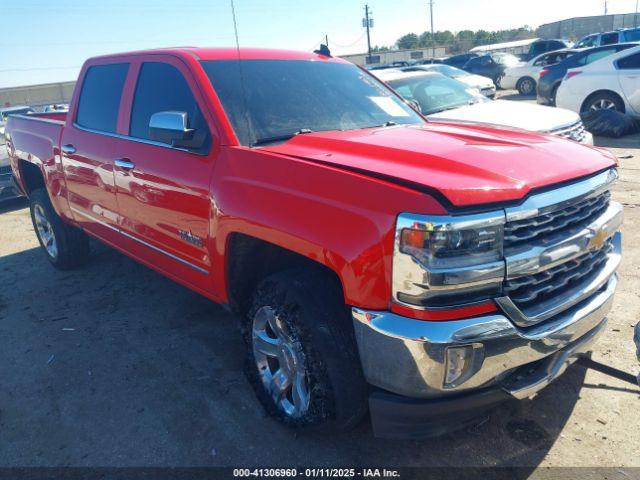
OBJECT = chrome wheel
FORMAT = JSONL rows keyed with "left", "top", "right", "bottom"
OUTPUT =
{"left": 34, "top": 204, "right": 58, "bottom": 259}
{"left": 252, "top": 306, "right": 310, "bottom": 418}
{"left": 590, "top": 98, "right": 617, "bottom": 111}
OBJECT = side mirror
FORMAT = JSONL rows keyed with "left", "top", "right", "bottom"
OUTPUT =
{"left": 149, "top": 111, "right": 195, "bottom": 146}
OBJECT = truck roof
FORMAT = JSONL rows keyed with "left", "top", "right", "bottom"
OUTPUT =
{"left": 88, "top": 47, "right": 349, "bottom": 63}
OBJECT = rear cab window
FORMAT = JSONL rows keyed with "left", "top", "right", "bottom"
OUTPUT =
{"left": 75, "top": 63, "right": 129, "bottom": 133}
{"left": 129, "top": 62, "right": 211, "bottom": 154}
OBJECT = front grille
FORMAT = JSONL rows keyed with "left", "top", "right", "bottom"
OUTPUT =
{"left": 551, "top": 121, "right": 587, "bottom": 143}
{"left": 505, "top": 240, "right": 612, "bottom": 310}
{"left": 504, "top": 190, "right": 610, "bottom": 248}
{"left": 0, "top": 165, "right": 11, "bottom": 175}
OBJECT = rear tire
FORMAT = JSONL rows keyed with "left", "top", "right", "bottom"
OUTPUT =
{"left": 243, "top": 268, "right": 368, "bottom": 432}
{"left": 29, "top": 189, "right": 90, "bottom": 270}
{"left": 581, "top": 91, "right": 625, "bottom": 114}
{"left": 516, "top": 77, "right": 536, "bottom": 96}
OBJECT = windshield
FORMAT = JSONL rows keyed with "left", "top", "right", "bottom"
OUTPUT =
{"left": 0, "top": 107, "right": 33, "bottom": 121}
{"left": 387, "top": 74, "right": 487, "bottom": 115}
{"left": 201, "top": 59, "right": 424, "bottom": 146}
{"left": 429, "top": 64, "right": 468, "bottom": 77}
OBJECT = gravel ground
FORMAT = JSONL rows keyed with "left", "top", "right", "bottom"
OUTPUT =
{"left": 0, "top": 93, "right": 639, "bottom": 472}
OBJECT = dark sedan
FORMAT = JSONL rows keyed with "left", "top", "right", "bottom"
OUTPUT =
{"left": 537, "top": 43, "right": 639, "bottom": 105}
{"left": 462, "top": 53, "right": 522, "bottom": 87}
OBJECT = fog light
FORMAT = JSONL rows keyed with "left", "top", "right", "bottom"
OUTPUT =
{"left": 444, "top": 343, "right": 485, "bottom": 389}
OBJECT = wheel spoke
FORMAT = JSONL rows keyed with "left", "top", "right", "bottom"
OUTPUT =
{"left": 291, "top": 370, "right": 309, "bottom": 411}
{"left": 269, "top": 368, "right": 290, "bottom": 401}
{"left": 253, "top": 330, "right": 280, "bottom": 357}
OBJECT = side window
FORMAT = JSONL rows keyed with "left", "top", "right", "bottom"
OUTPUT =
{"left": 585, "top": 49, "right": 616, "bottom": 64}
{"left": 601, "top": 32, "right": 619, "bottom": 45}
{"left": 130, "top": 62, "right": 210, "bottom": 153}
{"left": 534, "top": 54, "right": 550, "bottom": 66}
{"left": 76, "top": 63, "right": 129, "bottom": 133}
{"left": 577, "top": 35, "right": 597, "bottom": 48}
{"left": 618, "top": 53, "right": 640, "bottom": 69}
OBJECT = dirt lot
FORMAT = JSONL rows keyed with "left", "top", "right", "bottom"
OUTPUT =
{"left": 0, "top": 93, "right": 639, "bottom": 472}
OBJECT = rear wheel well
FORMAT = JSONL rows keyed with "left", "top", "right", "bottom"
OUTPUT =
{"left": 19, "top": 160, "right": 45, "bottom": 195}
{"left": 226, "top": 233, "right": 345, "bottom": 315}
{"left": 581, "top": 90, "right": 626, "bottom": 113}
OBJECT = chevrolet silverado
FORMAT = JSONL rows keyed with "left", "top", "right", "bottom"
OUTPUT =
{"left": 4, "top": 48, "right": 623, "bottom": 438}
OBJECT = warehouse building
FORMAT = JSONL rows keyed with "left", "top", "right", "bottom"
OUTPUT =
{"left": 341, "top": 46, "right": 447, "bottom": 66}
{"left": 0, "top": 81, "right": 76, "bottom": 109}
{"left": 538, "top": 12, "right": 640, "bottom": 40}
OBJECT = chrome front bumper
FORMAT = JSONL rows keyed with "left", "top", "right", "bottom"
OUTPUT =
{"left": 353, "top": 236, "right": 620, "bottom": 399}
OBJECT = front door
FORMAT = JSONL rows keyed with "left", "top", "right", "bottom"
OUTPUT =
{"left": 111, "top": 59, "right": 215, "bottom": 289}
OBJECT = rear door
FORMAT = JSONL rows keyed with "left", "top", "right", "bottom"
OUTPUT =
{"left": 61, "top": 61, "right": 129, "bottom": 240}
{"left": 616, "top": 51, "right": 640, "bottom": 114}
{"left": 110, "top": 56, "right": 216, "bottom": 288}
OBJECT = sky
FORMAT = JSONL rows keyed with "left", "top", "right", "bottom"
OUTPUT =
{"left": 1, "top": 0, "right": 639, "bottom": 88}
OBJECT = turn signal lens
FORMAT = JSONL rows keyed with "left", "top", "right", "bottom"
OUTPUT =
{"left": 444, "top": 343, "right": 485, "bottom": 388}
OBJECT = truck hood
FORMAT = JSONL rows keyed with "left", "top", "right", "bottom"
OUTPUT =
{"left": 428, "top": 100, "right": 580, "bottom": 133}
{"left": 262, "top": 123, "right": 615, "bottom": 207}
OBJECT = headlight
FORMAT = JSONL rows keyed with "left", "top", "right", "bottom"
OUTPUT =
{"left": 393, "top": 212, "right": 505, "bottom": 309}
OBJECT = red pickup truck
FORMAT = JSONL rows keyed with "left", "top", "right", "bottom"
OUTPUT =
{"left": 4, "top": 47, "right": 623, "bottom": 438}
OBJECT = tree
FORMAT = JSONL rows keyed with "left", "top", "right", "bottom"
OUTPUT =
{"left": 396, "top": 33, "right": 419, "bottom": 50}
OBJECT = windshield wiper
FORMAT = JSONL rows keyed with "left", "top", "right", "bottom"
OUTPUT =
{"left": 360, "top": 121, "right": 398, "bottom": 130}
{"left": 251, "top": 128, "right": 313, "bottom": 147}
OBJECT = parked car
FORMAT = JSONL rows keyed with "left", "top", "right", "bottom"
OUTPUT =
{"left": 5, "top": 47, "right": 622, "bottom": 439}
{"left": 442, "top": 52, "right": 479, "bottom": 68}
{"left": 417, "top": 58, "right": 445, "bottom": 64}
{"left": 519, "top": 39, "right": 572, "bottom": 61}
{"left": 556, "top": 45, "right": 640, "bottom": 115}
{"left": 373, "top": 69, "right": 592, "bottom": 144}
{"left": 575, "top": 27, "right": 640, "bottom": 48}
{"left": 462, "top": 52, "right": 522, "bottom": 87}
{"left": 43, "top": 104, "right": 69, "bottom": 113}
{"left": 501, "top": 49, "right": 579, "bottom": 95}
{"left": 537, "top": 43, "right": 639, "bottom": 105}
{"left": 402, "top": 64, "right": 496, "bottom": 97}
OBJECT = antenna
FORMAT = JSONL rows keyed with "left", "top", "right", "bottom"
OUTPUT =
{"left": 230, "top": 0, "right": 241, "bottom": 54}
{"left": 229, "top": 0, "right": 253, "bottom": 144}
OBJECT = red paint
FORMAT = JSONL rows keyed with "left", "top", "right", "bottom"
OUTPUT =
{"left": 390, "top": 301, "right": 498, "bottom": 321}
{"left": 5, "top": 47, "right": 618, "bottom": 317}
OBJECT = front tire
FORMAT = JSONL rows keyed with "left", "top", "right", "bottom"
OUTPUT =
{"left": 243, "top": 268, "right": 368, "bottom": 432}
{"left": 29, "top": 189, "right": 89, "bottom": 270}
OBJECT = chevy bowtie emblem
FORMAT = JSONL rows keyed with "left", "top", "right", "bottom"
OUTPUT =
{"left": 587, "top": 228, "right": 608, "bottom": 250}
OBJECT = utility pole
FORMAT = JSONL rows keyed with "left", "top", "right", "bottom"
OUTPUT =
{"left": 604, "top": 0, "right": 608, "bottom": 15}
{"left": 429, "top": 0, "right": 435, "bottom": 58}
{"left": 363, "top": 4, "right": 373, "bottom": 64}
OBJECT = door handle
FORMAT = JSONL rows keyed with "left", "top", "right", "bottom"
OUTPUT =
{"left": 61, "top": 144, "right": 76, "bottom": 155}
{"left": 114, "top": 158, "right": 135, "bottom": 170}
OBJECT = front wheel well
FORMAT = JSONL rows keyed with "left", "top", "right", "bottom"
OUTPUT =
{"left": 580, "top": 90, "right": 626, "bottom": 113}
{"left": 19, "top": 160, "right": 45, "bottom": 195}
{"left": 226, "top": 233, "right": 345, "bottom": 315}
